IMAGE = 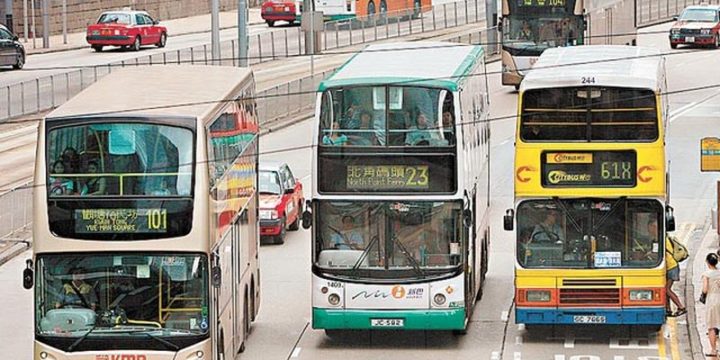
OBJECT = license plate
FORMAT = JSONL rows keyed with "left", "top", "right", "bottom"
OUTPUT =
{"left": 370, "top": 318, "right": 404, "bottom": 327}
{"left": 573, "top": 315, "right": 606, "bottom": 324}
{"left": 686, "top": 36, "right": 695, "bottom": 42}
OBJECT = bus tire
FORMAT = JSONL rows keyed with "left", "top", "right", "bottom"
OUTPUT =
{"left": 250, "top": 279, "right": 257, "bottom": 322}
{"left": 452, "top": 327, "right": 468, "bottom": 335}
{"left": 324, "top": 329, "right": 346, "bottom": 339}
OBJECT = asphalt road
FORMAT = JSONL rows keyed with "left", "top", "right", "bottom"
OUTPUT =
{"left": 1, "top": 21, "right": 720, "bottom": 360}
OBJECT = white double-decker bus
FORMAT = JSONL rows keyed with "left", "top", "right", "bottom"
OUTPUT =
{"left": 304, "top": 42, "right": 491, "bottom": 334}
{"left": 23, "top": 66, "right": 260, "bottom": 359}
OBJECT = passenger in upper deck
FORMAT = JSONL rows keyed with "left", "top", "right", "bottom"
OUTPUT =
{"left": 322, "top": 122, "right": 348, "bottom": 146}
{"left": 347, "top": 111, "right": 378, "bottom": 145}
{"left": 48, "top": 160, "right": 75, "bottom": 195}
{"left": 405, "top": 112, "right": 446, "bottom": 146}
{"left": 442, "top": 110, "right": 455, "bottom": 144}
{"left": 80, "top": 160, "right": 107, "bottom": 196}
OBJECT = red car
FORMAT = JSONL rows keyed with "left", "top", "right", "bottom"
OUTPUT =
{"left": 259, "top": 161, "right": 304, "bottom": 244}
{"left": 261, "top": 0, "right": 300, "bottom": 27}
{"left": 86, "top": 10, "right": 167, "bottom": 52}
{"left": 669, "top": 5, "right": 720, "bottom": 49}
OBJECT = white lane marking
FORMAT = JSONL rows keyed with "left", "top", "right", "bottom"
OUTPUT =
{"left": 609, "top": 336, "right": 658, "bottom": 350}
{"left": 613, "top": 356, "right": 625, "bottom": 360}
{"left": 514, "top": 352, "right": 522, "bottom": 360}
{"left": 498, "top": 137, "right": 512, "bottom": 146}
{"left": 564, "top": 334, "right": 575, "bottom": 349}
{"left": 501, "top": 310, "right": 509, "bottom": 321}
{"left": 515, "top": 335, "right": 523, "bottom": 345}
{"left": 554, "top": 355, "right": 565, "bottom": 360}
{"left": 291, "top": 347, "right": 302, "bottom": 358}
{"left": 517, "top": 323, "right": 525, "bottom": 331}
{"left": 300, "top": 173, "right": 311, "bottom": 182}
{"left": 491, "top": 351, "right": 501, "bottom": 360}
{"left": 669, "top": 88, "right": 720, "bottom": 122}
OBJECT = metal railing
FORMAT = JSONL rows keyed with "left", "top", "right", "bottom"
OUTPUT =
{"left": 636, "top": 0, "right": 720, "bottom": 27}
{"left": 0, "top": 181, "right": 33, "bottom": 261}
{"left": 0, "top": 0, "right": 485, "bottom": 123}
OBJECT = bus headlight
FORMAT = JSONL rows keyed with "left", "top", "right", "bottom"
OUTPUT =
{"left": 629, "top": 289, "right": 653, "bottom": 301}
{"left": 526, "top": 290, "right": 551, "bottom": 302}
{"left": 433, "top": 293, "right": 447, "bottom": 306}
{"left": 328, "top": 293, "right": 341, "bottom": 306}
{"left": 260, "top": 209, "right": 278, "bottom": 220}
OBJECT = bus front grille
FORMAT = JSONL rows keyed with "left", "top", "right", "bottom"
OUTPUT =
{"left": 562, "top": 279, "right": 617, "bottom": 287}
{"left": 559, "top": 288, "right": 620, "bottom": 305}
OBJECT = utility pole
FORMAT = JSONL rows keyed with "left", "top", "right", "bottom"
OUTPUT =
{"left": 31, "top": 0, "right": 35, "bottom": 48}
{"left": 4, "top": 0, "right": 13, "bottom": 33}
{"left": 238, "top": 0, "right": 248, "bottom": 67}
{"left": 485, "top": 0, "right": 497, "bottom": 54}
{"left": 42, "top": 0, "right": 48, "bottom": 48}
{"left": 23, "top": 0, "right": 27, "bottom": 41}
{"left": 301, "top": 0, "right": 322, "bottom": 75}
{"left": 211, "top": 0, "right": 220, "bottom": 63}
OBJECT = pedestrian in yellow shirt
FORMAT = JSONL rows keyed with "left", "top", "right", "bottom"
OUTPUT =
{"left": 666, "top": 237, "right": 686, "bottom": 317}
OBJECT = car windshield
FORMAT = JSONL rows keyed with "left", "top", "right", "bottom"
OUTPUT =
{"left": 259, "top": 171, "right": 281, "bottom": 195}
{"left": 516, "top": 199, "right": 664, "bottom": 269}
{"left": 35, "top": 253, "right": 209, "bottom": 351}
{"left": 679, "top": 9, "right": 719, "bottom": 22}
{"left": 314, "top": 201, "right": 462, "bottom": 279}
{"left": 98, "top": 13, "right": 132, "bottom": 24}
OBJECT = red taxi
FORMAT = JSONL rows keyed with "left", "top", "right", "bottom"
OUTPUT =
{"left": 259, "top": 161, "right": 304, "bottom": 244}
{"left": 86, "top": 10, "right": 167, "bottom": 52}
{"left": 261, "top": 0, "right": 300, "bottom": 27}
{"left": 669, "top": 5, "right": 720, "bottom": 48}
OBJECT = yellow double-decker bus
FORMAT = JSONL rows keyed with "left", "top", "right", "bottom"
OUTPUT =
{"left": 504, "top": 45, "right": 675, "bottom": 328}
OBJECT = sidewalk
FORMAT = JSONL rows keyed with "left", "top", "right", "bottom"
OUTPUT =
{"left": 21, "top": 8, "right": 265, "bottom": 55}
{"left": 692, "top": 223, "right": 720, "bottom": 359}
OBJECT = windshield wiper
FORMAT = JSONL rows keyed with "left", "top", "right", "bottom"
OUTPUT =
{"left": 388, "top": 234, "right": 425, "bottom": 278}
{"left": 113, "top": 328, "right": 181, "bottom": 351}
{"left": 67, "top": 325, "right": 98, "bottom": 352}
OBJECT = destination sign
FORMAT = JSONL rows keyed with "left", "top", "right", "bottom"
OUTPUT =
{"left": 347, "top": 165, "right": 429, "bottom": 190}
{"left": 519, "top": 0, "right": 566, "bottom": 7}
{"left": 541, "top": 151, "right": 637, "bottom": 187}
{"left": 75, "top": 208, "right": 168, "bottom": 234}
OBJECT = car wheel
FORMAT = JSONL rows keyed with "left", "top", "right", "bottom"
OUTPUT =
{"left": 266, "top": 20, "right": 275, "bottom": 27}
{"left": 714, "top": 34, "right": 720, "bottom": 49}
{"left": 91, "top": 45, "right": 103, "bottom": 52}
{"left": 670, "top": 42, "right": 677, "bottom": 49}
{"left": 157, "top": 32, "right": 167, "bottom": 48}
{"left": 13, "top": 51, "right": 24, "bottom": 70}
{"left": 132, "top": 36, "right": 141, "bottom": 51}
{"left": 288, "top": 203, "right": 301, "bottom": 231}
{"left": 274, "top": 219, "right": 286, "bottom": 244}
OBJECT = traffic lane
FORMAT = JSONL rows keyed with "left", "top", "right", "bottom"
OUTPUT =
{"left": 0, "top": 251, "right": 33, "bottom": 359}
{"left": 0, "top": 23, "right": 269, "bottom": 87}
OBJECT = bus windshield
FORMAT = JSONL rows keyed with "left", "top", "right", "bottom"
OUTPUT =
{"left": 319, "top": 86, "right": 456, "bottom": 147}
{"left": 516, "top": 199, "right": 664, "bottom": 269}
{"left": 45, "top": 122, "right": 195, "bottom": 240}
{"left": 503, "top": 15, "right": 583, "bottom": 55}
{"left": 314, "top": 201, "right": 462, "bottom": 280}
{"left": 520, "top": 87, "right": 659, "bottom": 142}
{"left": 35, "top": 253, "right": 209, "bottom": 352}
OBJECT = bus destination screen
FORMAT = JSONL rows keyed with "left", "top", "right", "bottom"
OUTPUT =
{"left": 74, "top": 208, "right": 169, "bottom": 234}
{"left": 541, "top": 151, "right": 637, "bottom": 187}
{"left": 346, "top": 165, "right": 429, "bottom": 190}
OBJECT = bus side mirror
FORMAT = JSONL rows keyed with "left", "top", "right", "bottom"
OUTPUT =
{"left": 211, "top": 266, "right": 222, "bottom": 288}
{"left": 666, "top": 206, "right": 676, "bottom": 232}
{"left": 23, "top": 259, "right": 34, "bottom": 290}
{"left": 503, "top": 209, "right": 514, "bottom": 231}
{"left": 463, "top": 209, "right": 472, "bottom": 228}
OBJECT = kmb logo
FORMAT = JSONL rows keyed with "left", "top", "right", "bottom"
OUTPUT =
{"left": 96, "top": 355, "right": 148, "bottom": 360}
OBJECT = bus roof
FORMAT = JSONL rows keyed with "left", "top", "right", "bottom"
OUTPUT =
{"left": 46, "top": 65, "right": 253, "bottom": 121}
{"left": 318, "top": 42, "right": 484, "bottom": 92}
{"left": 521, "top": 45, "right": 664, "bottom": 92}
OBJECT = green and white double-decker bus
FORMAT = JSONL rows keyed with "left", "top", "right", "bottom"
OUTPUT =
{"left": 304, "top": 42, "right": 491, "bottom": 334}
{"left": 500, "top": 0, "right": 637, "bottom": 89}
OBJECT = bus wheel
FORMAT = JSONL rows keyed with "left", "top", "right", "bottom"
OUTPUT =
{"left": 452, "top": 327, "right": 468, "bottom": 335}
{"left": 250, "top": 280, "right": 257, "bottom": 322}
{"left": 324, "top": 329, "right": 346, "bottom": 339}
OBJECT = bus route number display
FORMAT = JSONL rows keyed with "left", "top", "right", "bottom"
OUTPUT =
{"left": 520, "top": 0, "right": 565, "bottom": 7}
{"left": 541, "top": 151, "right": 636, "bottom": 187}
{"left": 75, "top": 208, "right": 168, "bottom": 233}
{"left": 346, "top": 165, "right": 429, "bottom": 190}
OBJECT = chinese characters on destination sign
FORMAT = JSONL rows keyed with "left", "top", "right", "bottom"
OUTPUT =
{"left": 346, "top": 165, "right": 429, "bottom": 190}
{"left": 75, "top": 209, "right": 168, "bottom": 234}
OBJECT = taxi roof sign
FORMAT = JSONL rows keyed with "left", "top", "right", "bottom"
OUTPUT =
{"left": 701, "top": 137, "right": 720, "bottom": 172}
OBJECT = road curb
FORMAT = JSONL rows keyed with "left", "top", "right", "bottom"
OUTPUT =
{"left": 0, "top": 242, "right": 30, "bottom": 267}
